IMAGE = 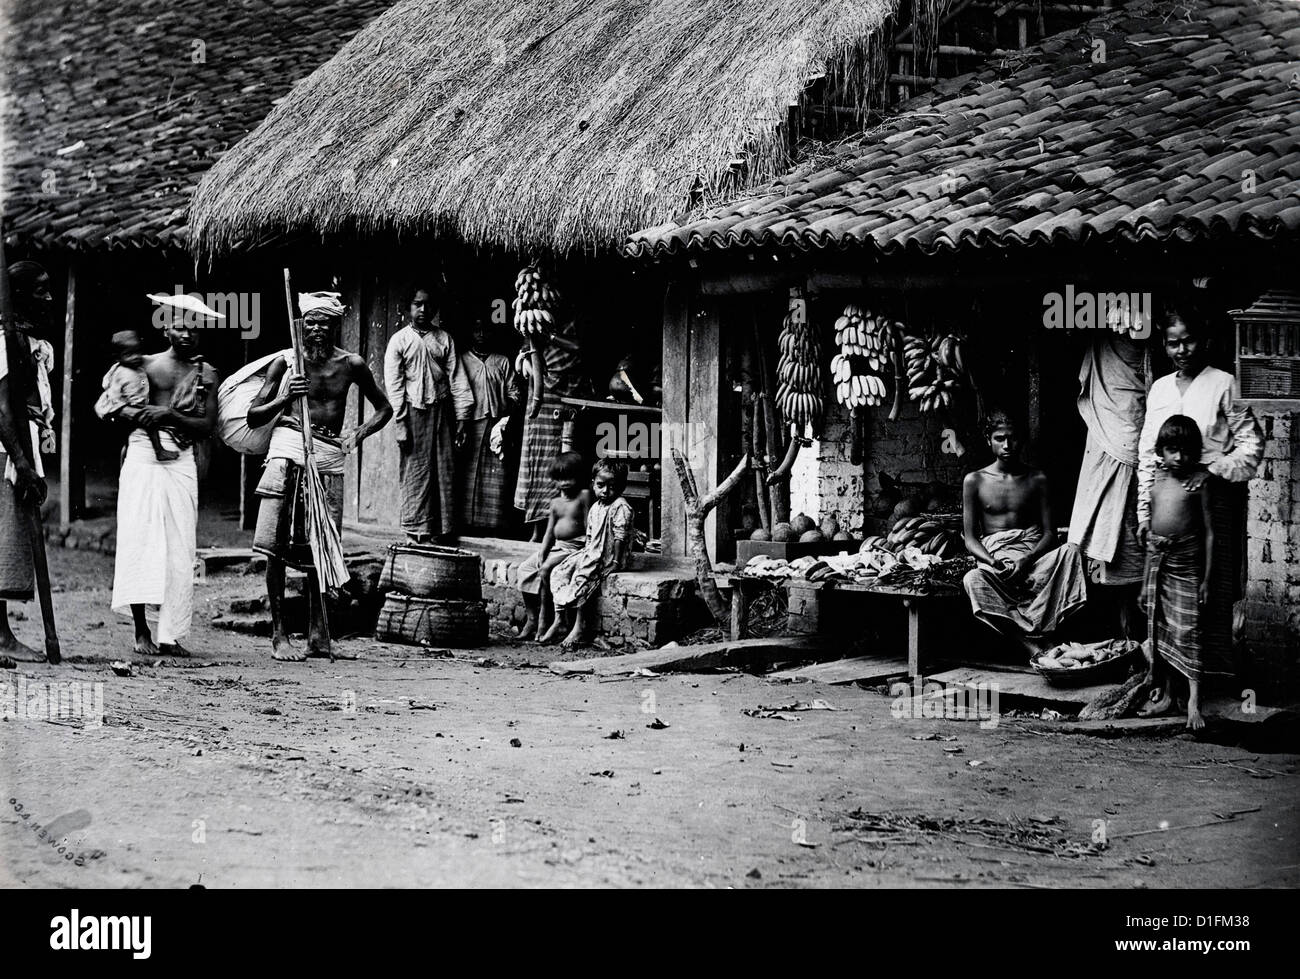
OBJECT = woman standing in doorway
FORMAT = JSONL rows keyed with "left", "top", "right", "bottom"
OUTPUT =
{"left": 1136, "top": 299, "right": 1263, "bottom": 700}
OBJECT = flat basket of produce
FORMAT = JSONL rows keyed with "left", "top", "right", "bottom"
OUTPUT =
{"left": 1032, "top": 639, "right": 1142, "bottom": 686}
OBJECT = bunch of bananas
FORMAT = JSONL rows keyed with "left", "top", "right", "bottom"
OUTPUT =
{"left": 774, "top": 295, "right": 823, "bottom": 433}
{"left": 902, "top": 333, "right": 966, "bottom": 413}
{"left": 881, "top": 516, "right": 966, "bottom": 557}
{"left": 512, "top": 264, "right": 561, "bottom": 337}
{"left": 831, "top": 304, "right": 898, "bottom": 409}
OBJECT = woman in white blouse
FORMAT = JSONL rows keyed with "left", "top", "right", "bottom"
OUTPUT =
{"left": 1136, "top": 300, "right": 1264, "bottom": 692}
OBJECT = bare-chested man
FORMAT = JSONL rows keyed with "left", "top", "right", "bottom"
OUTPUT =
{"left": 961, "top": 409, "right": 1087, "bottom": 655}
{"left": 248, "top": 292, "right": 392, "bottom": 661}
{"left": 110, "top": 307, "right": 220, "bottom": 658}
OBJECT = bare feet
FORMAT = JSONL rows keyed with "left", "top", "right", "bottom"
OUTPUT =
{"left": 307, "top": 634, "right": 332, "bottom": 659}
{"left": 516, "top": 617, "right": 538, "bottom": 641}
{"left": 1137, "top": 685, "right": 1175, "bottom": 718}
{"left": 1186, "top": 706, "right": 1206, "bottom": 731}
{"left": 160, "top": 641, "right": 192, "bottom": 658}
{"left": 133, "top": 634, "right": 160, "bottom": 658}
{"left": 271, "top": 633, "right": 305, "bottom": 662}
{"left": 537, "top": 619, "right": 565, "bottom": 645}
{"left": 0, "top": 634, "right": 45, "bottom": 662}
{"left": 153, "top": 449, "right": 180, "bottom": 462}
{"left": 0, "top": 655, "right": 15, "bottom": 670}
{"left": 559, "top": 624, "right": 583, "bottom": 651}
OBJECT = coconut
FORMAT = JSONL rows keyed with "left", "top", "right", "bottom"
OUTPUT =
{"left": 798, "top": 529, "right": 825, "bottom": 543}
{"left": 771, "top": 522, "right": 794, "bottom": 542}
{"left": 819, "top": 514, "right": 840, "bottom": 539}
{"left": 749, "top": 528, "right": 771, "bottom": 541}
{"left": 790, "top": 513, "right": 815, "bottom": 535}
{"left": 890, "top": 498, "right": 921, "bottom": 524}
{"left": 832, "top": 530, "right": 851, "bottom": 541}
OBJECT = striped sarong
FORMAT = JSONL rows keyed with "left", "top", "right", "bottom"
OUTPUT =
{"left": 514, "top": 395, "right": 564, "bottom": 523}
{"left": 399, "top": 402, "right": 457, "bottom": 537}
{"left": 458, "top": 416, "right": 513, "bottom": 529}
{"left": 1143, "top": 530, "right": 1224, "bottom": 682}
{"left": 962, "top": 527, "right": 1087, "bottom": 637}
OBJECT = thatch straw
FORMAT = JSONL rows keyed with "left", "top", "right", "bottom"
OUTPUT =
{"left": 189, "top": 0, "right": 897, "bottom": 259}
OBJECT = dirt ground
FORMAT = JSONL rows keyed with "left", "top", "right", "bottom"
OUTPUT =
{"left": 2, "top": 547, "right": 1297, "bottom": 889}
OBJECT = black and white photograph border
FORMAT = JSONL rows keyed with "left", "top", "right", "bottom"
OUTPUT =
{"left": 0, "top": 0, "right": 1297, "bottom": 914}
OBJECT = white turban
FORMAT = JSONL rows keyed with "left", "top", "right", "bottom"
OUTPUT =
{"left": 299, "top": 292, "right": 346, "bottom": 318}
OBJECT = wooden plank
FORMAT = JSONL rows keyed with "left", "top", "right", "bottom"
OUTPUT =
{"left": 356, "top": 270, "right": 402, "bottom": 527}
{"left": 58, "top": 261, "right": 80, "bottom": 528}
{"left": 660, "top": 282, "right": 689, "bottom": 556}
{"left": 549, "top": 636, "right": 833, "bottom": 676}
{"left": 691, "top": 298, "right": 723, "bottom": 559}
{"left": 341, "top": 276, "right": 363, "bottom": 524}
{"left": 770, "top": 654, "right": 909, "bottom": 684}
{"left": 928, "top": 666, "right": 1112, "bottom": 706}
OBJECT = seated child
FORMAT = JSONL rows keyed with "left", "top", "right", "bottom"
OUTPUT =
{"left": 514, "top": 451, "right": 591, "bottom": 640}
{"left": 541, "top": 459, "right": 635, "bottom": 649}
{"left": 1138, "top": 414, "right": 1213, "bottom": 731}
{"left": 94, "top": 330, "right": 178, "bottom": 462}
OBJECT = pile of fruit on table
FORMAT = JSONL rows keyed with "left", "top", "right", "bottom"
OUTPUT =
{"left": 748, "top": 512, "right": 850, "bottom": 543}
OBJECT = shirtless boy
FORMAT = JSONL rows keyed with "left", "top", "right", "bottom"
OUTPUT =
{"left": 515, "top": 451, "right": 591, "bottom": 640}
{"left": 1138, "top": 415, "right": 1213, "bottom": 730}
{"left": 961, "top": 409, "right": 1086, "bottom": 655}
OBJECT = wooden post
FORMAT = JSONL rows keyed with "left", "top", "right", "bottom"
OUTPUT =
{"left": 660, "top": 283, "right": 689, "bottom": 557}
{"left": 690, "top": 299, "right": 724, "bottom": 557}
{"left": 59, "top": 261, "right": 81, "bottom": 528}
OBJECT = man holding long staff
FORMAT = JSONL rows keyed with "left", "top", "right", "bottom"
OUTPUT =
{"left": 249, "top": 282, "right": 391, "bottom": 661}
{"left": 0, "top": 253, "right": 60, "bottom": 668}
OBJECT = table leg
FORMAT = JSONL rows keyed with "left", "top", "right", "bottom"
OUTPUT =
{"left": 904, "top": 598, "right": 920, "bottom": 677}
{"left": 731, "top": 582, "right": 748, "bottom": 641}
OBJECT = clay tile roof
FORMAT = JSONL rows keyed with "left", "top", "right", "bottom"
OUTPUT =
{"left": 1, "top": 0, "right": 395, "bottom": 252}
{"left": 628, "top": 0, "right": 1300, "bottom": 259}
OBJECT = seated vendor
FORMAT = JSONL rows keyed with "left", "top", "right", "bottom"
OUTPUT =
{"left": 961, "top": 409, "right": 1087, "bottom": 656}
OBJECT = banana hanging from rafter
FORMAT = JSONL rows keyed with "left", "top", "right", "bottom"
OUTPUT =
{"left": 830, "top": 303, "right": 900, "bottom": 413}
{"left": 512, "top": 263, "right": 561, "bottom": 337}
{"left": 769, "top": 290, "right": 822, "bottom": 485}
{"left": 902, "top": 331, "right": 967, "bottom": 414}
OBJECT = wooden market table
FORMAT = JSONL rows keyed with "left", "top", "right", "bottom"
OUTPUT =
{"left": 784, "top": 578, "right": 969, "bottom": 678}
{"left": 712, "top": 574, "right": 782, "bottom": 641}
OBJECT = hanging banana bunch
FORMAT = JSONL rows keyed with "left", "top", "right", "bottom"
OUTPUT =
{"left": 773, "top": 293, "right": 824, "bottom": 435}
{"left": 903, "top": 332, "right": 966, "bottom": 413}
{"left": 512, "top": 263, "right": 561, "bottom": 337}
{"left": 830, "top": 303, "right": 898, "bottom": 410}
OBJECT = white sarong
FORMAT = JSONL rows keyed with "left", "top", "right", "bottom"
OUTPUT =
{"left": 265, "top": 423, "right": 345, "bottom": 474}
{"left": 111, "top": 429, "right": 198, "bottom": 644}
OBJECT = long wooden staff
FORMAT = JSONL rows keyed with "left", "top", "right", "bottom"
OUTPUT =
{"left": 0, "top": 229, "right": 61, "bottom": 663}
{"left": 281, "top": 270, "right": 318, "bottom": 473}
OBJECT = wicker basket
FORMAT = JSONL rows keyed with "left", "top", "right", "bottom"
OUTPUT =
{"left": 375, "top": 593, "right": 488, "bottom": 648}
{"left": 1033, "top": 641, "right": 1142, "bottom": 687}
{"left": 379, "top": 543, "right": 482, "bottom": 601}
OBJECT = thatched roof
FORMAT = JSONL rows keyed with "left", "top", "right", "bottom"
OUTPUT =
{"left": 188, "top": 0, "right": 898, "bottom": 258}
{"left": 1, "top": 0, "right": 394, "bottom": 251}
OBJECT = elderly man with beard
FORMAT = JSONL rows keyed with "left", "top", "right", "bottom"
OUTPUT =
{"left": 248, "top": 292, "right": 392, "bottom": 661}
{"left": 0, "top": 261, "right": 56, "bottom": 668}
{"left": 110, "top": 302, "right": 220, "bottom": 659}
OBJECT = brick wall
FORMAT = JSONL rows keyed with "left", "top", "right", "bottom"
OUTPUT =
{"left": 1241, "top": 408, "right": 1300, "bottom": 697}
{"left": 479, "top": 558, "right": 708, "bottom": 647}
{"left": 787, "top": 397, "right": 966, "bottom": 537}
